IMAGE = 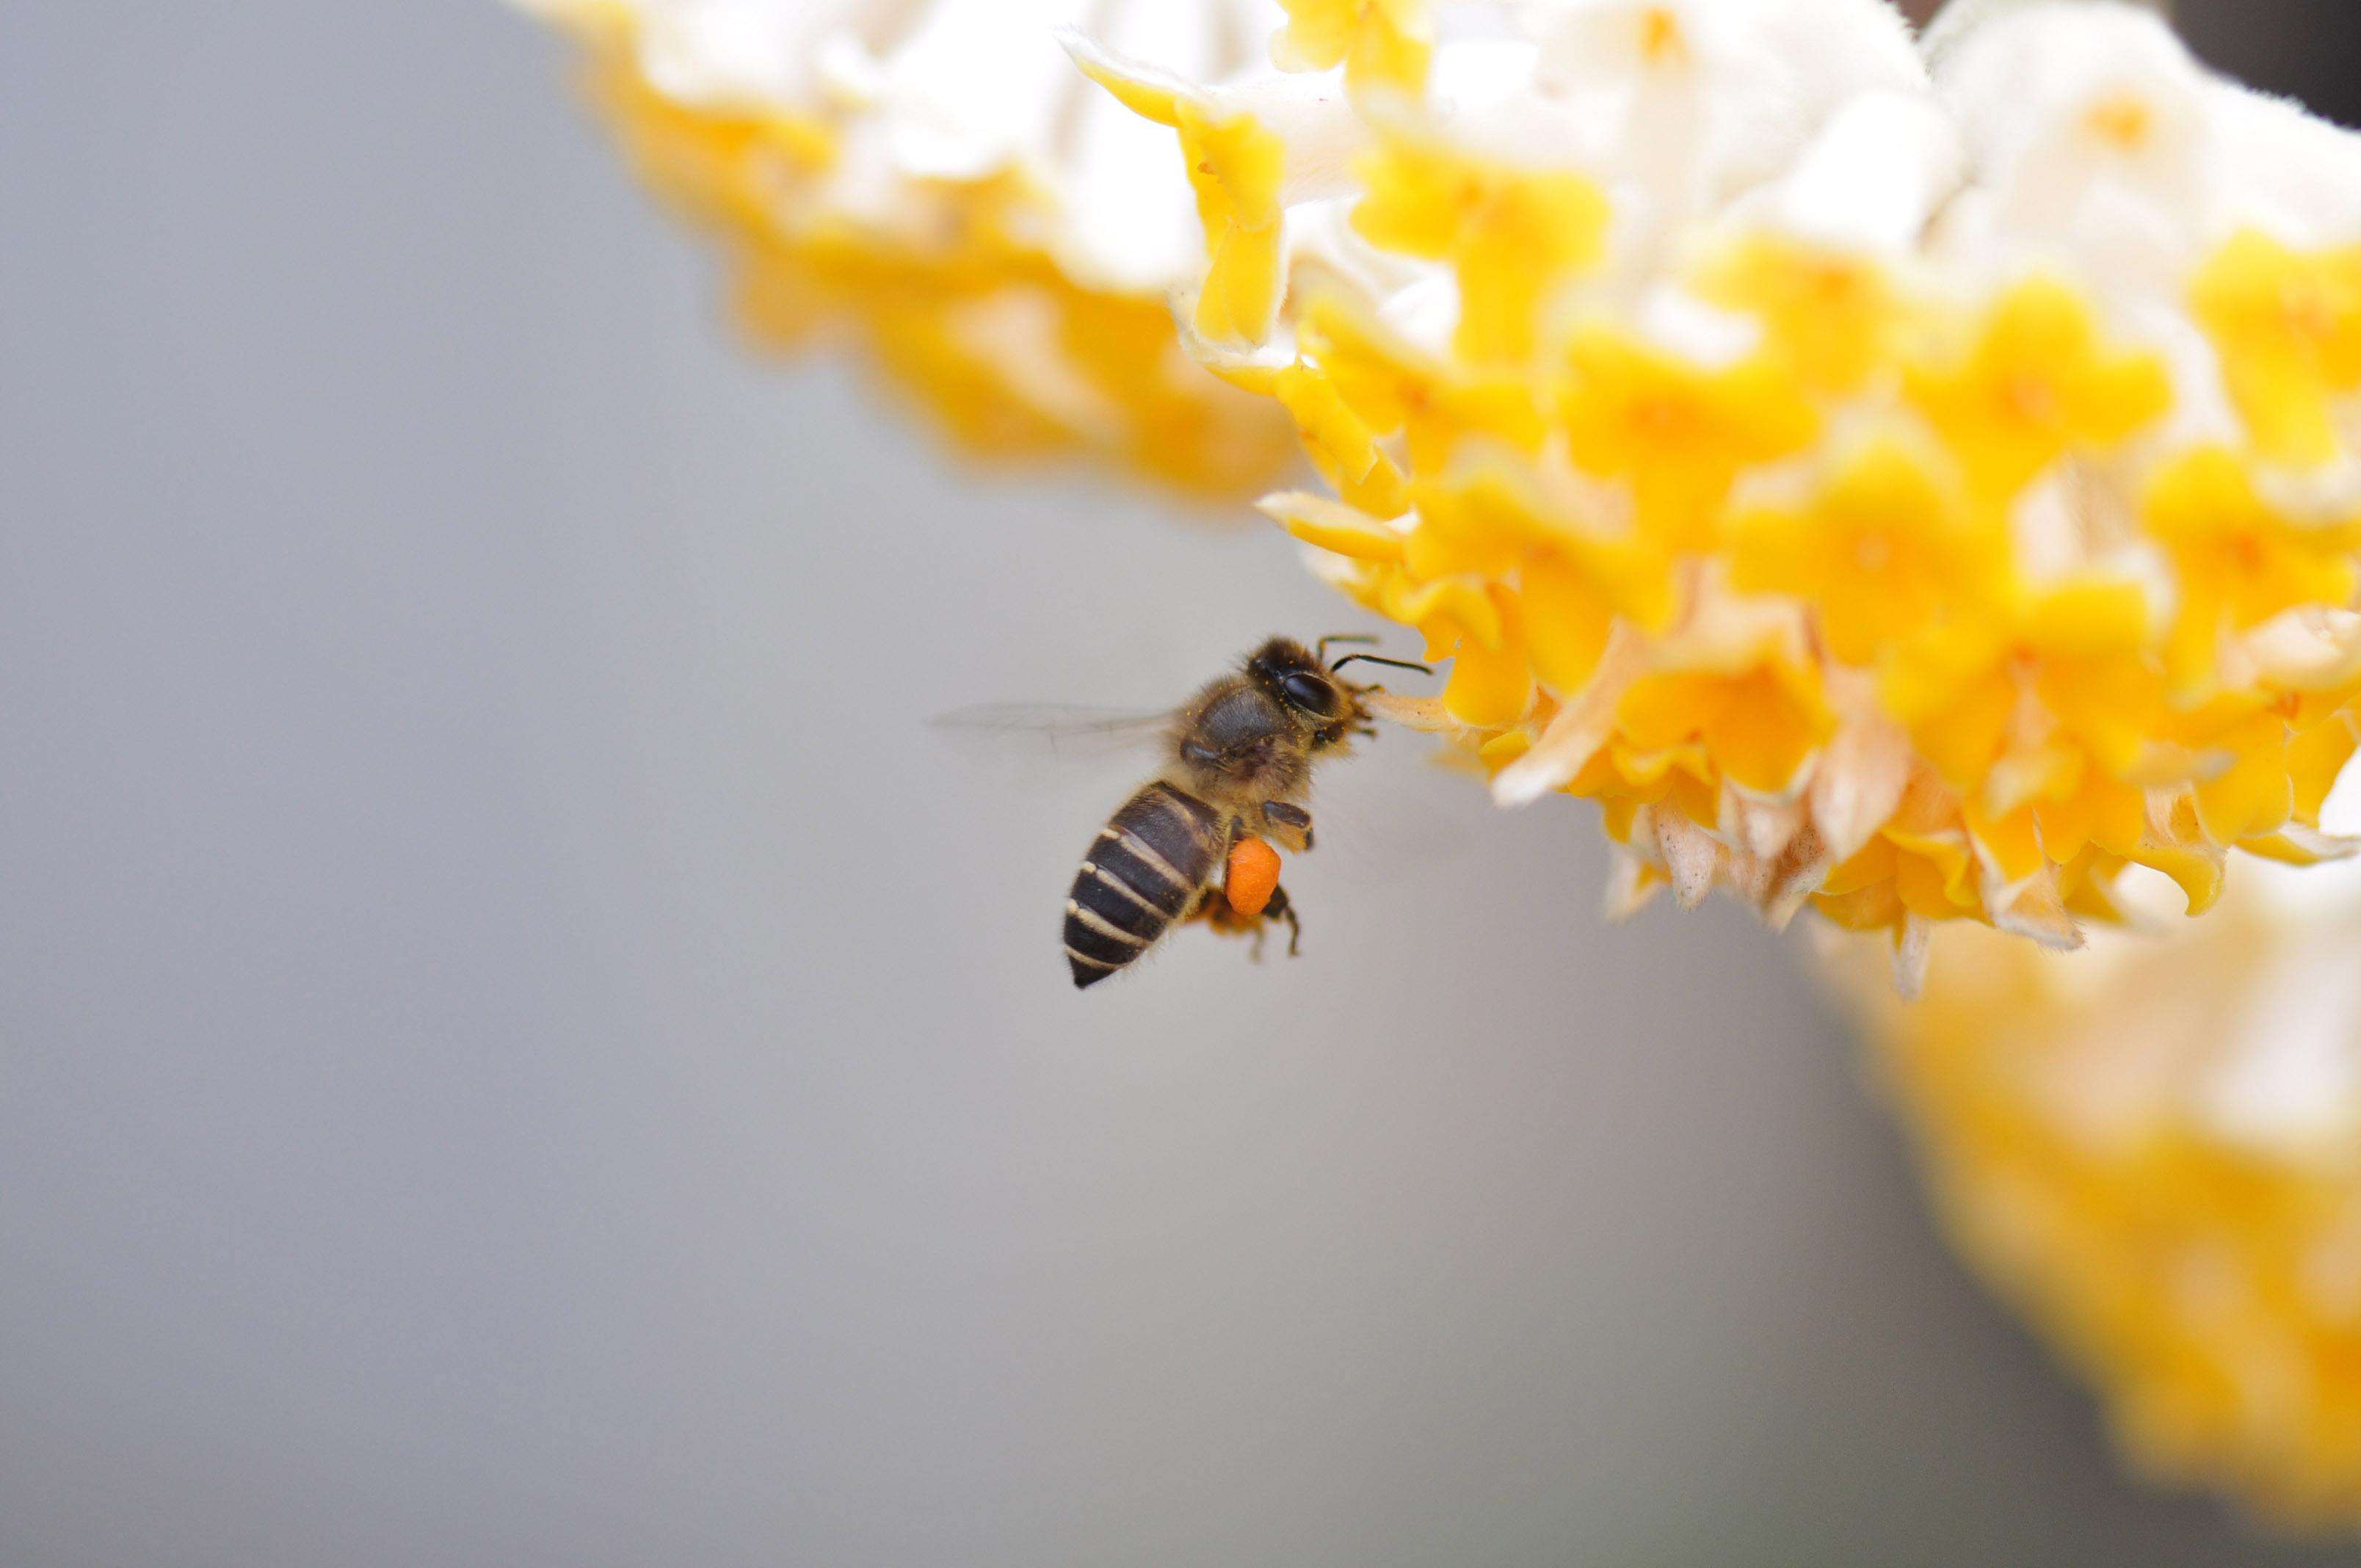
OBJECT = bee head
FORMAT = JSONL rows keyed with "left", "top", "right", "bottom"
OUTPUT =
{"left": 1247, "top": 635, "right": 1428, "bottom": 749}
{"left": 1245, "top": 637, "right": 1346, "bottom": 729}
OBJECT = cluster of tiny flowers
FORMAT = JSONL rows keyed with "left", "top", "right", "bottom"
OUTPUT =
{"left": 1076, "top": 0, "right": 2361, "bottom": 986}
{"left": 513, "top": 0, "right": 1303, "bottom": 496}
{"left": 1841, "top": 861, "right": 2361, "bottom": 1522}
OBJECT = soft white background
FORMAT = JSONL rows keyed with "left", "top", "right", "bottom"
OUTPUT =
{"left": 4, "top": 3, "right": 2359, "bottom": 1564}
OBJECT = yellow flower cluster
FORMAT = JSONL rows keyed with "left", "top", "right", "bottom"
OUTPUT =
{"left": 1840, "top": 870, "right": 2361, "bottom": 1523}
{"left": 1081, "top": 0, "right": 2361, "bottom": 978}
{"left": 518, "top": 0, "right": 1296, "bottom": 498}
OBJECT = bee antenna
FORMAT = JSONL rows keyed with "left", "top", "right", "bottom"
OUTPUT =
{"left": 1314, "top": 632, "right": 1381, "bottom": 664}
{"left": 1330, "top": 653, "right": 1432, "bottom": 677}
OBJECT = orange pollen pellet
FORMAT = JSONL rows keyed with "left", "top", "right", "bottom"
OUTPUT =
{"left": 1225, "top": 836, "right": 1283, "bottom": 918}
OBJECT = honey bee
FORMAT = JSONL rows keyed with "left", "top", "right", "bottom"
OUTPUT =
{"left": 1057, "top": 636, "right": 1426, "bottom": 990}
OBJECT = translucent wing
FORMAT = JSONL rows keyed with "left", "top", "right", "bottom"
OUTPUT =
{"left": 928, "top": 703, "right": 1173, "bottom": 758}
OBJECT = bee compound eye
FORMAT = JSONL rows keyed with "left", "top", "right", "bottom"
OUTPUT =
{"left": 1279, "top": 671, "right": 1338, "bottom": 716}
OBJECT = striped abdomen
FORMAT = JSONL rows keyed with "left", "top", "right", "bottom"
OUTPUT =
{"left": 1065, "top": 782, "right": 1225, "bottom": 989}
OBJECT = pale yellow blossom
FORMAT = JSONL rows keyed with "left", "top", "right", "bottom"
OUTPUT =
{"left": 1833, "top": 860, "right": 2361, "bottom": 1523}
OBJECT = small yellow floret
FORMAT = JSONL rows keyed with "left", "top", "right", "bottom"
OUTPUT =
{"left": 2192, "top": 231, "right": 2361, "bottom": 468}
{"left": 1441, "top": 589, "right": 1538, "bottom": 726}
{"left": 1904, "top": 277, "right": 2173, "bottom": 501}
{"left": 1618, "top": 642, "right": 1834, "bottom": 796}
{"left": 1556, "top": 330, "right": 1818, "bottom": 548}
{"left": 1697, "top": 236, "right": 1910, "bottom": 396}
{"left": 1067, "top": 55, "right": 1291, "bottom": 346}
{"left": 2144, "top": 448, "right": 2361, "bottom": 695}
{"left": 1727, "top": 440, "right": 2006, "bottom": 667}
{"left": 1272, "top": 0, "right": 1432, "bottom": 95}
{"left": 1297, "top": 291, "right": 1546, "bottom": 473}
{"left": 1352, "top": 135, "right": 1610, "bottom": 364}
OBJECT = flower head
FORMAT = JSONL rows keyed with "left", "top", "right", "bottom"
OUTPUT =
{"left": 1835, "top": 860, "right": 2361, "bottom": 1523}
{"left": 515, "top": 0, "right": 1299, "bottom": 496}
{"left": 1084, "top": 0, "right": 2361, "bottom": 969}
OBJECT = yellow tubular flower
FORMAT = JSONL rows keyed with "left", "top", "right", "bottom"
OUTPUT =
{"left": 1725, "top": 438, "right": 2008, "bottom": 667}
{"left": 1832, "top": 862, "right": 2361, "bottom": 1525}
{"left": 1695, "top": 236, "right": 1908, "bottom": 396}
{"left": 1080, "top": 0, "right": 2361, "bottom": 977}
{"left": 2192, "top": 232, "right": 2361, "bottom": 468}
{"left": 1901, "top": 277, "right": 2172, "bottom": 504}
{"left": 1351, "top": 130, "right": 1611, "bottom": 364}
{"left": 514, "top": 0, "right": 1299, "bottom": 498}
{"left": 1272, "top": 0, "right": 1431, "bottom": 96}
{"left": 1060, "top": 51, "right": 1293, "bottom": 346}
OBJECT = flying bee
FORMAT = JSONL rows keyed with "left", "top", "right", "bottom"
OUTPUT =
{"left": 1055, "top": 636, "right": 1427, "bottom": 990}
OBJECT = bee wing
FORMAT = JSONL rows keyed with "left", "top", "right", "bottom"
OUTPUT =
{"left": 928, "top": 703, "right": 1173, "bottom": 759}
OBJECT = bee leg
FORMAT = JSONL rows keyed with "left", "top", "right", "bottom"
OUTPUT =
{"left": 1261, "top": 801, "right": 1314, "bottom": 853}
{"left": 1266, "top": 885, "right": 1302, "bottom": 958}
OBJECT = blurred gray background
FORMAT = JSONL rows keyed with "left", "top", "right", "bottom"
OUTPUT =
{"left": 5, "top": 2, "right": 2360, "bottom": 1564}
